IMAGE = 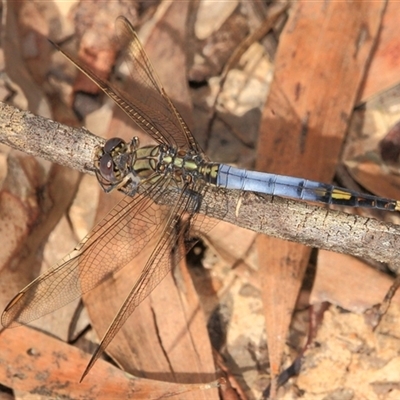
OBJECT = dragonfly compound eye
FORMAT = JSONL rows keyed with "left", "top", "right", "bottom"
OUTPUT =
{"left": 104, "top": 137, "right": 127, "bottom": 154}
{"left": 99, "top": 153, "right": 118, "bottom": 183}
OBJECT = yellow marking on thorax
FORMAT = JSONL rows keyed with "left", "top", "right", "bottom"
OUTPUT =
{"left": 174, "top": 158, "right": 183, "bottom": 168}
{"left": 133, "top": 145, "right": 160, "bottom": 179}
{"left": 182, "top": 160, "right": 198, "bottom": 171}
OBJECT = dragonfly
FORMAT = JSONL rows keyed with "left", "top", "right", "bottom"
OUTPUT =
{"left": 2, "top": 16, "right": 400, "bottom": 381}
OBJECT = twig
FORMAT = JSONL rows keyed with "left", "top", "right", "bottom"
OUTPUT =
{"left": 0, "top": 102, "right": 102, "bottom": 175}
{"left": 1, "top": 101, "right": 400, "bottom": 267}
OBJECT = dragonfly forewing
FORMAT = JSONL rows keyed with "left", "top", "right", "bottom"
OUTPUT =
{"left": 115, "top": 16, "right": 202, "bottom": 153}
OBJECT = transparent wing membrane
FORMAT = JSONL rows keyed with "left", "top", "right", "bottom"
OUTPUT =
{"left": 2, "top": 177, "right": 177, "bottom": 327}
{"left": 81, "top": 183, "right": 198, "bottom": 380}
{"left": 115, "top": 16, "right": 203, "bottom": 153}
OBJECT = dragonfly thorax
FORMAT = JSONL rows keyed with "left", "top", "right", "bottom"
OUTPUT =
{"left": 95, "top": 137, "right": 206, "bottom": 194}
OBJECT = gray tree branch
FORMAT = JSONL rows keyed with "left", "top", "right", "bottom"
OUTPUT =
{"left": 1, "top": 101, "right": 400, "bottom": 267}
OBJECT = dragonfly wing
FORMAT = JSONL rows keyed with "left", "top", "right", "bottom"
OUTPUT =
{"left": 50, "top": 18, "right": 203, "bottom": 154}
{"left": 48, "top": 42, "right": 166, "bottom": 147}
{"left": 80, "top": 182, "right": 199, "bottom": 380}
{"left": 1, "top": 177, "right": 178, "bottom": 328}
{"left": 114, "top": 16, "right": 203, "bottom": 153}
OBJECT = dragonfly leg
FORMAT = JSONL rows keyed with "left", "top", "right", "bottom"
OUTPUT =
{"left": 184, "top": 188, "right": 203, "bottom": 213}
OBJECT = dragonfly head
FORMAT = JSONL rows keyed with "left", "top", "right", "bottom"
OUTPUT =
{"left": 94, "top": 137, "right": 140, "bottom": 194}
